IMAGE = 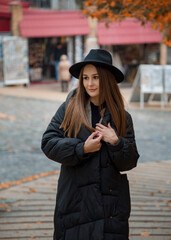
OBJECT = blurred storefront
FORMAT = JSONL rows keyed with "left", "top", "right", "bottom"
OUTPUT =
{"left": 0, "top": 1, "right": 89, "bottom": 84}
{"left": 19, "top": 8, "right": 89, "bottom": 82}
{"left": 97, "top": 20, "right": 163, "bottom": 84}
{"left": 0, "top": 0, "right": 170, "bottom": 86}
{"left": 27, "top": 36, "right": 86, "bottom": 81}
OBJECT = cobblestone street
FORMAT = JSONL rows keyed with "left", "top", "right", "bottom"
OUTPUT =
{"left": 0, "top": 93, "right": 171, "bottom": 183}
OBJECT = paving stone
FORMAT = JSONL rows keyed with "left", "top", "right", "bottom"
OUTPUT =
{"left": 0, "top": 95, "right": 171, "bottom": 183}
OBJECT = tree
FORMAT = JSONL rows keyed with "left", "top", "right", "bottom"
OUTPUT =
{"left": 83, "top": 0, "right": 171, "bottom": 46}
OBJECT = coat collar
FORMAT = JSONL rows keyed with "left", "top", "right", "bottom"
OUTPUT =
{"left": 86, "top": 101, "right": 111, "bottom": 126}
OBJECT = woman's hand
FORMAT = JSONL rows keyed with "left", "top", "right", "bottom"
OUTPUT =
{"left": 95, "top": 123, "right": 119, "bottom": 145}
{"left": 83, "top": 132, "right": 103, "bottom": 154}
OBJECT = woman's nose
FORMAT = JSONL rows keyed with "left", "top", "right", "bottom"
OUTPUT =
{"left": 88, "top": 78, "right": 93, "bottom": 86}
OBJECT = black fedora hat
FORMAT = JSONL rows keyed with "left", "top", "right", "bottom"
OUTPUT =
{"left": 69, "top": 49, "right": 124, "bottom": 83}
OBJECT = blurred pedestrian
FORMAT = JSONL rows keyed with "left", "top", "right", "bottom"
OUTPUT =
{"left": 54, "top": 43, "right": 65, "bottom": 81}
{"left": 41, "top": 49, "right": 139, "bottom": 240}
{"left": 58, "top": 54, "right": 71, "bottom": 92}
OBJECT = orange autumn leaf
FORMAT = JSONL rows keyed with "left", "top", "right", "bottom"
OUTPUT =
{"left": 110, "top": 1, "right": 115, "bottom": 7}
{"left": 0, "top": 203, "right": 8, "bottom": 210}
{"left": 84, "top": 1, "right": 93, "bottom": 6}
{"left": 0, "top": 113, "right": 15, "bottom": 121}
{"left": 141, "top": 231, "right": 150, "bottom": 236}
{"left": 83, "top": 0, "right": 171, "bottom": 45}
{"left": 29, "top": 188, "right": 36, "bottom": 193}
{"left": 83, "top": 9, "right": 88, "bottom": 14}
{"left": 23, "top": 223, "right": 32, "bottom": 227}
{"left": 0, "top": 170, "right": 60, "bottom": 190}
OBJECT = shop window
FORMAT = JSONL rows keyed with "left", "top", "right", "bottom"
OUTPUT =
{"left": 22, "top": 0, "right": 51, "bottom": 8}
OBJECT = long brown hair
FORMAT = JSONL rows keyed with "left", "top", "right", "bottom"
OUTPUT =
{"left": 60, "top": 64, "right": 126, "bottom": 137}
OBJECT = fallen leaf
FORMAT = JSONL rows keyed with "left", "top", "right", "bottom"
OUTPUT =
{"left": 29, "top": 188, "right": 36, "bottom": 193}
{"left": 0, "top": 170, "right": 60, "bottom": 190}
{"left": 141, "top": 231, "right": 150, "bottom": 236}
{"left": 0, "top": 113, "right": 15, "bottom": 121}
{"left": 150, "top": 192, "right": 154, "bottom": 196}
{"left": 23, "top": 223, "right": 32, "bottom": 227}
{"left": 0, "top": 203, "right": 8, "bottom": 210}
{"left": 36, "top": 221, "right": 41, "bottom": 224}
{"left": 158, "top": 189, "right": 165, "bottom": 193}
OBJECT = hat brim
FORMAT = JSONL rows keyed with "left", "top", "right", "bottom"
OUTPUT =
{"left": 69, "top": 60, "right": 124, "bottom": 83}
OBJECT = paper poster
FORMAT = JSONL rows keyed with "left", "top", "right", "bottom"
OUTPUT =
{"left": 3, "top": 36, "right": 29, "bottom": 85}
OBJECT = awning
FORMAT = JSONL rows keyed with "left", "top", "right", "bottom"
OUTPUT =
{"left": 98, "top": 19, "right": 162, "bottom": 45}
{"left": 20, "top": 10, "right": 90, "bottom": 38}
{"left": 0, "top": 5, "right": 10, "bottom": 18}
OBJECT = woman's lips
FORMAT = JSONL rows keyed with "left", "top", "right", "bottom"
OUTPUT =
{"left": 88, "top": 89, "right": 97, "bottom": 92}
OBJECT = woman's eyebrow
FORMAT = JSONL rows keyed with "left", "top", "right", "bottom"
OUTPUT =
{"left": 83, "top": 73, "right": 98, "bottom": 76}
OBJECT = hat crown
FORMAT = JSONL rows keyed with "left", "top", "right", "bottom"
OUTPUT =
{"left": 84, "top": 49, "right": 112, "bottom": 65}
{"left": 69, "top": 48, "right": 124, "bottom": 83}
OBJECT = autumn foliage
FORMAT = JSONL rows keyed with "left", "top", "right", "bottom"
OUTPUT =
{"left": 83, "top": 0, "right": 171, "bottom": 46}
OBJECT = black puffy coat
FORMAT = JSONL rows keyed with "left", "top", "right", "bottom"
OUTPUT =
{"left": 41, "top": 90, "right": 139, "bottom": 240}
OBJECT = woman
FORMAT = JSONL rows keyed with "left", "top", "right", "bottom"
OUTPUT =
{"left": 41, "top": 49, "right": 139, "bottom": 240}
{"left": 58, "top": 55, "right": 71, "bottom": 92}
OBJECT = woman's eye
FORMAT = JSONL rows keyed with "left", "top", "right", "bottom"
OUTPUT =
{"left": 94, "top": 76, "right": 99, "bottom": 79}
{"left": 83, "top": 77, "right": 89, "bottom": 80}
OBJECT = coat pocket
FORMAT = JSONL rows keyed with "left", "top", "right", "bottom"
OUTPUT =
{"left": 118, "top": 174, "right": 131, "bottom": 220}
{"left": 78, "top": 183, "right": 104, "bottom": 223}
{"left": 102, "top": 195, "right": 118, "bottom": 218}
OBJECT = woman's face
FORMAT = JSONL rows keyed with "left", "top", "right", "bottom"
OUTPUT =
{"left": 83, "top": 64, "right": 99, "bottom": 105}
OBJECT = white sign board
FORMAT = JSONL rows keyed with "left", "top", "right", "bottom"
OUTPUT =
{"left": 3, "top": 36, "right": 29, "bottom": 86}
{"left": 130, "top": 64, "right": 165, "bottom": 108}
{"left": 164, "top": 65, "right": 171, "bottom": 93}
{"left": 140, "top": 64, "right": 163, "bottom": 93}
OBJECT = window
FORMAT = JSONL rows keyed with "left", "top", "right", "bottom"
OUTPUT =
{"left": 22, "top": 0, "right": 51, "bottom": 9}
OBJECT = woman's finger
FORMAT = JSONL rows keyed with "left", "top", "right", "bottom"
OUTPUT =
{"left": 96, "top": 123, "right": 106, "bottom": 129}
{"left": 89, "top": 132, "right": 98, "bottom": 140}
{"left": 95, "top": 126, "right": 104, "bottom": 132}
{"left": 96, "top": 134, "right": 103, "bottom": 141}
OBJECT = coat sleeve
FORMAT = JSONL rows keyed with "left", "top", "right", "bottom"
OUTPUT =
{"left": 41, "top": 101, "right": 89, "bottom": 167}
{"left": 107, "top": 112, "right": 140, "bottom": 172}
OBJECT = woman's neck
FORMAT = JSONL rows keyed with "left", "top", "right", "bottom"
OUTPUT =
{"left": 90, "top": 97, "right": 99, "bottom": 106}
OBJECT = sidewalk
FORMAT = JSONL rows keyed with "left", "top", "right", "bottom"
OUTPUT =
{"left": 0, "top": 160, "right": 171, "bottom": 239}
{"left": 0, "top": 83, "right": 68, "bottom": 102}
{"left": 0, "top": 83, "right": 171, "bottom": 239}
{"left": 0, "top": 83, "right": 170, "bottom": 110}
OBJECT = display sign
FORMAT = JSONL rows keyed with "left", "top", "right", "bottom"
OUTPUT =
{"left": 140, "top": 64, "right": 163, "bottom": 93}
{"left": 3, "top": 36, "right": 29, "bottom": 86}
{"left": 164, "top": 65, "right": 171, "bottom": 93}
{"left": 129, "top": 64, "right": 166, "bottom": 108}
